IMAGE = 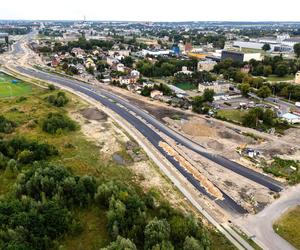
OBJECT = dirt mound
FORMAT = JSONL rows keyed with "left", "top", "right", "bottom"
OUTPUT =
{"left": 207, "top": 140, "right": 224, "bottom": 151}
{"left": 80, "top": 108, "right": 108, "bottom": 121}
{"left": 181, "top": 121, "right": 216, "bottom": 137}
{"left": 159, "top": 141, "right": 223, "bottom": 200}
{"left": 218, "top": 130, "right": 241, "bottom": 141}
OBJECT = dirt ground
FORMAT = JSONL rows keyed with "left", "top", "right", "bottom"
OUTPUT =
{"left": 70, "top": 107, "right": 197, "bottom": 213}
{"left": 104, "top": 85, "right": 300, "bottom": 163}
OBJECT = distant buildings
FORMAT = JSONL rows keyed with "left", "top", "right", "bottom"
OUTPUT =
{"left": 106, "top": 57, "right": 119, "bottom": 66}
{"left": 141, "top": 49, "right": 172, "bottom": 57}
{"left": 198, "top": 81, "right": 232, "bottom": 94}
{"left": 233, "top": 35, "right": 300, "bottom": 53}
{"left": 221, "top": 50, "right": 262, "bottom": 63}
{"left": 197, "top": 60, "right": 217, "bottom": 72}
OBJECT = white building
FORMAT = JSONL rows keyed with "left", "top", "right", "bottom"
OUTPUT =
{"left": 282, "top": 37, "right": 300, "bottom": 47}
{"left": 198, "top": 81, "right": 232, "bottom": 94}
{"left": 107, "top": 57, "right": 119, "bottom": 66}
{"left": 141, "top": 49, "right": 172, "bottom": 57}
{"left": 197, "top": 60, "right": 217, "bottom": 72}
{"left": 175, "top": 66, "right": 193, "bottom": 75}
{"left": 131, "top": 70, "right": 140, "bottom": 78}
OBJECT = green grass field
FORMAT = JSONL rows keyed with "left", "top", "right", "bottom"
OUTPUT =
{"left": 0, "top": 72, "right": 32, "bottom": 98}
{"left": 174, "top": 82, "right": 197, "bottom": 90}
{"left": 266, "top": 74, "right": 294, "bottom": 82}
{"left": 273, "top": 206, "right": 300, "bottom": 249}
{"left": 216, "top": 109, "right": 247, "bottom": 124}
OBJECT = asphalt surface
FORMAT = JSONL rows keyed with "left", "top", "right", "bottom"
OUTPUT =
{"left": 7, "top": 38, "right": 283, "bottom": 215}
{"left": 12, "top": 65, "right": 249, "bottom": 215}
{"left": 236, "top": 184, "right": 300, "bottom": 250}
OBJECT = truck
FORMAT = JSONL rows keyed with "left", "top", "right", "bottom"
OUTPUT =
{"left": 295, "top": 102, "right": 300, "bottom": 108}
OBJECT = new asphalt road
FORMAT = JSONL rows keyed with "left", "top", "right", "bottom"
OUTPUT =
{"left": 13, "top": 66, "right": 283, "bottom": 215}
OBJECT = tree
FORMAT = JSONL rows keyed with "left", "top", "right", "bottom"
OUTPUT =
{"left": 121, "top": 56, "right": 134, "bottom": 68}
{"left": 239, "top": 83, "right": 250, "bottom": 96}
{"left": 202, "top": 89, "right": 215, "bottom": 103}
{"left": 183, "top": 236, "right": 204, "bottom": 250}
{"left": 144, "top": 218, "right": 171, "bottom": 250}
{"left": 275, "top": 63, "right": 289, "bottom": 77}
{"left": 257, "top": 85, "right": 272, "bottom": 99}
{"left": 101, "top": 236, "right": 137, "bottom": 250}
{"left": 263, "top": 65, "right": 272, "bottom": 77}
{"left": 294, "top": 43, "right": 300, "bottom": 58}
{"left": 262, "top": 43, "right": 271, "bottom": 51}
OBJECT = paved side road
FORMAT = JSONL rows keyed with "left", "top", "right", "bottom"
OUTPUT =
{"left": 235, "top": 184, "right": 300, "bottom": 250}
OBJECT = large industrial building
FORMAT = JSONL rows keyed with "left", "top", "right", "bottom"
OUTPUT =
{"left": 221, "top": 50, "right": 262, "bottom": 63}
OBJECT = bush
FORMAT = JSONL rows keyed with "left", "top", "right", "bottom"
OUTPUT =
{"left": 47, "top": 91, "right": 69, "bottom": 107}
{"left": 48, "top": 84, "right": 56, "bottom": 91}
{"left": 42, "top": 112, "right": 78, "bottom": 134}
{"left": 0, "top": 137, "right": 58, "bottom": 165}
{"left": 0, "top": 115, "right": 16, "bottom": 133}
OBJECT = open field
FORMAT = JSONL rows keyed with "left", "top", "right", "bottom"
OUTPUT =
{"left": 273, "top": 206, "right": 300, "bottom": 249}
{"left": 266, "top": 74, "right": 294, "bottom": 82}
{"left": 216, "top": 109, "right": 247, "bottom": 124}
{"left": 174, "top": 82, "right": 198, "bottom": 90}
{"left": 0, "top": 72, "right": 32, "bottom": 97}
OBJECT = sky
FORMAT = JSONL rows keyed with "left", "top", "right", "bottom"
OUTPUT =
{"left": 1, "top": 0, "right": 300, "bottom": 22}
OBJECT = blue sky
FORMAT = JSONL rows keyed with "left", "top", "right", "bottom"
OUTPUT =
{"left": 1, "top": 0, "right": 300, "bottom": 21}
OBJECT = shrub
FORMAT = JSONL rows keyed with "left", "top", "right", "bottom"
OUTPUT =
{"left": 42, "top": 112, "right": 78, "bottom": 134}
{"left": 48, "top": 84, "right": 56, "bottom": 90}
{"left": 0, "top": 137, "right": 58, "bottom": 164}
{"left": 0, "top": 115, "right": 16, "bottom": 134}
{"left": 47, "top": 91, "right": 69, "bottom": 107}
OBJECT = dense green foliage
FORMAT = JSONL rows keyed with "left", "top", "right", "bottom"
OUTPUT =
{"left": 0, "top": 137, "right": 58, "bottom": 168}
{"left": 173, "top": 71, "right": 215, "bottom": 86}
{"left": 47, "top": 91, "right": 69, "bottom": 107}
{"left": 95, "top": 181, "right": 210, "bottom": 250}
{"left": 0, "top": 162, "right": 97, "bottom": 249}
{"left": 42, "top": 112, "right": 78, "bottom": 134}
{"left": 0, "top": 115, "right": 16, "bottom": 134}
{"left": 192, "top": 89, "right": 214, "bottom": 114}
{"left": 294, "top": 43, "right": 300, "bottom": 58}
{"left": 249, "top": 56, "right": 299, "bottom": 77}
{"left": 141, "top": 83, "right": 173, "bottom": 97}
{"left": 137, "top": 59, "right": 197, "bottom": 77}
{"left": 242, "top": 107, "right": 276, "bottom": 129}
{"left": 0, "top": 197, "right": 72, "bottom": 249}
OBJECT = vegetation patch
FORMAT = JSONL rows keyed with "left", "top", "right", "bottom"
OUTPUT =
{"left": 0, "top": 72, "right": 32, "bottom": 98}
{"left": 273, "top": 206, "right": 300, "bottom": 249}
{"left": 263, "top": 157, "right": 300, "bottom": 184}
{"left": 42, "top": 112, "right": 78, "bottom": 134}
{"left": 216, "top": 109, "right": 247, "bottom": 124}
{"left": 0, "top": 115, "right": 16, "bottom": 133}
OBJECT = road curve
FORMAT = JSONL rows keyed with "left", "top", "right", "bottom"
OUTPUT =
{"left": 236, "top": 184, "right": 300, "bottom": 250}
{"left": 16, "top": 66, "right": 283, "bottom": 192}
{"left": 12, "top": 65, "right": 247, "bottom": 215}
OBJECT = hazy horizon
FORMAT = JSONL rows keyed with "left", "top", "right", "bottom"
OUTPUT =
{"left": 1, "top": 0, "right": 300, "bottom": 22}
